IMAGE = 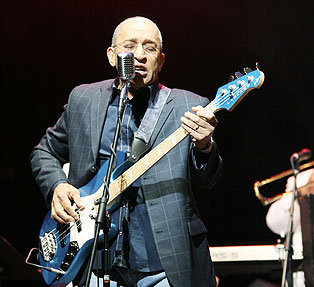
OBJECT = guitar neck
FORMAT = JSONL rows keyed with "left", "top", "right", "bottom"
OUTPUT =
{"left": 108, "top": 101, "right": 215, "bottom": 202}
{"left": 106, "top": 62, "right": 265, "bottom": 204}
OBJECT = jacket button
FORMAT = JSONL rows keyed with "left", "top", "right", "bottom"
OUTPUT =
{"left": 90, "top": 166, "right": 97, "bottom": 173}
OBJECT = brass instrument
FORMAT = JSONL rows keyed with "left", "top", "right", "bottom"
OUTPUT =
{"left": 254, "top": 161, "right": 314, "bottom": 206}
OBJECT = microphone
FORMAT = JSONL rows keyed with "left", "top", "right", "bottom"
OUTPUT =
{"left": 117, "top": 52, "right": 135, "bottom": 81}
{"left": 290, "top": 148, "right": 312, "bottom": 163}
{"left": 117, "top": 52, "right": 135, "bottom": 117}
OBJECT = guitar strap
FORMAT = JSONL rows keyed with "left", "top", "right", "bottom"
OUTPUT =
{"left": 129, "top": 84, "right": 171, "bottom": 163}
{"left": 135, "top": 83, "right": 171, "bottom": 144}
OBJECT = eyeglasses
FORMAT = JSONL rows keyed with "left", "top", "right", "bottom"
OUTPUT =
{"left": 114, "top": 42, "right": 160, "bottom": 55}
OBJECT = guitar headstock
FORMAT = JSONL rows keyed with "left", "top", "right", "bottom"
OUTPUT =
{"left": 211, "top": 65, "right": 264, "bottom": 112}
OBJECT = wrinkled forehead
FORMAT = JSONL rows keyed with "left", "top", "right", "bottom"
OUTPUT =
{"left": 115, "top": 19, "right": 161, "bottom": 46}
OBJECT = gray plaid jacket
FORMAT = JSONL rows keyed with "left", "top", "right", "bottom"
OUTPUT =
{"left": 30, "top": 79, "right": 222, "bottom": 287}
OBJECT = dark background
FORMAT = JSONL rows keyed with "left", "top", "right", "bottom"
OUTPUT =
{"left": 1, "top": 0, "right": 314, "bottom": 286}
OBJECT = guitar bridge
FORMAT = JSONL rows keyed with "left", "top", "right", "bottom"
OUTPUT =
{"left": 40, "top": 232, "right": 57, "bottom": 261}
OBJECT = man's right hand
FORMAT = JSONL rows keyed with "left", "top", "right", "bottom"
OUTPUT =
{"left": 51, "top": 182, "right": 84, "bottom": 224}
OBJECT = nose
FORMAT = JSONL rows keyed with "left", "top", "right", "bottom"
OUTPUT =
{"left": 134, "top": 45, "right": 146, "bottom": 62}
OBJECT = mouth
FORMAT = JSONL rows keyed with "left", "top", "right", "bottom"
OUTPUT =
{"left": 134, "top": 65, "right": 148, "bottom": 77}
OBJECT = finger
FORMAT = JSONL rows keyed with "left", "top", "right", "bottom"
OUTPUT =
{"left": 51, "top": 201, "right": 66, "bottom": 223}
{"left": 191, "top": 105, "right": 204, "bottom": 113}
{"left": 181, "top": 114, "right": 213, "bottom": 139}
{"left": 181, "top": 121, "right": 203, "bottom": 140}
{"left": 51, "top": 211, "right": 67, "bottom": 224}
{"left": 68, "top": 188, "right": 84, "bottom": 210}
{"left": 192, "top": 105, "right": 211, "bottom": 115}
{"left": 184, "top": 112, "right": 207, "bottom": 126}
{"left": 182, "top": 120, "right": 213, "bottom": 150}
{"left": 58, "top": 194, "right": 80, "bottom": 221}
{"left": 51, "top": 200, "right": 73, "bottom": 223}
{"left": 54, "top": 184, "right": 83, "bottom": 221}
{"left": 180, "top": 116, "right": 202, "bottom": 131}
{"left": 181, "top": 115, "right": 211, "bottom": 138}
{"left": 191, "top": 106, "right": 217, "bottom": 123}
{"left": 54, "top": 189, "right": 80, "bottom": 221}
{"left": 192, "top": 106, "right": 217, "bottom": 126}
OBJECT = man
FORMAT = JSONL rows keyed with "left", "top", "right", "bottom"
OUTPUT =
{"left": 266, "top": 168, "right": 314, "bottom": 287}
{"left": 30, "top": 16, "right": 222, "bottom": 287}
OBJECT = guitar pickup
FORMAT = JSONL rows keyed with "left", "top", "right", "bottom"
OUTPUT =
{"left": 74, "top": 208, "right": 82, "bottom": 233}
{"left": 75, "top": 219, "right": 82, "bottom": 232}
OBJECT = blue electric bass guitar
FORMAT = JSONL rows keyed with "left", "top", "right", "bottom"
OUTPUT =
{"left": 27, "top": 67, "right": 264, "bottom": 286}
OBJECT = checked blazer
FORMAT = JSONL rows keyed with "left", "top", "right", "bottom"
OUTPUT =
{"left": 30, "top": 79, "right": 222, "bottom": 287}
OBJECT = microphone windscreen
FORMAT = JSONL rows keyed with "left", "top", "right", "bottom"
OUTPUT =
{"left": 117, "top": 52, "right": 135, "bottom": 81}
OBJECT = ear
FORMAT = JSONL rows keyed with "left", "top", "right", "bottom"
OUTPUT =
{"left": 158, "top": 53, "right": 165, "bottom": 72}
{"left": 107, "top": 47, "right": 116, "bottom": 67}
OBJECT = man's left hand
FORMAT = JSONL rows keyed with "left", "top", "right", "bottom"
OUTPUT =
{"left": 181, "top": 105, "right": 218, "bottom": 150}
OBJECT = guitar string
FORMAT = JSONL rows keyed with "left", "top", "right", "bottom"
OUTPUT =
{"left": 56, "top": 197, "right": 117, "bottom": 245}
{"left": 45, "top": 206, "right": 87, "bottom": 243}
{"left": 52, "top": 201, "right": 97, "bottom": 245}
{"left": 46, "top": 175, "right": 121, "bottom": 244}
{"left": 44, "top": 196, "right": 97, "bottom": 242}
{"left": 51, "top": 183, "right": 119, "bottom": 244}
{"left": 43, "top": 85, "right": 248, "bottom": 246}
{"left": 51, "top": 148, "right": 121, "bottom": 242}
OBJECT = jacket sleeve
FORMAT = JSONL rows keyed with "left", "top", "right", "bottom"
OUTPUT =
{"left": 29, "top": 89, "right": 75, "bottom": 205}
{"left": 189, "top": 141, "right": 222, "bottom": 190}
{"left": 188, "top": 96, "right": 222, "bottom": 190}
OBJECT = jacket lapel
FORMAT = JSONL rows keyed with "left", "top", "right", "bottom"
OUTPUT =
{"left": 90, "top": 79, "right": 115, "bottom": 163}
{"left": 149, "top": 86, "right": 174, "bottom": 147}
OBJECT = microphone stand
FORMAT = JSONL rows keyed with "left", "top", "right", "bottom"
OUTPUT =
{"left": 281, "top": 156, "right": 300, "bottom": 287}
{"left": 84, "top": 79, "right": 130, "bottom": 287}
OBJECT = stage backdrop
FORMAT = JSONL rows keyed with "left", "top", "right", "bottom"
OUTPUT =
{"left": 1, "top": 0, "right": 313, "bottom": 282}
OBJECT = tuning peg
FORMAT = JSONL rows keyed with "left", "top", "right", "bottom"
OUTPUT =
{"left": 256, "top": 62, "right": 261, "bottom": 70}
{"left": 228, "top": 75, "right": 235, "bottom": 82}
{"left": 243, "top": 67, "right": 253, "bottom": 74}
{"left": 235, "top": 71, "right": 243, "bottom": 78}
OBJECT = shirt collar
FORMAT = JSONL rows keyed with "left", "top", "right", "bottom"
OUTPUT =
{"left": 112, "top": 78, "right": 159, "bottom": 103}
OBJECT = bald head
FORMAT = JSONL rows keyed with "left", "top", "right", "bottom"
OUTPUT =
{"left": 111, "top": 16, "right": 163, "bottom": 50}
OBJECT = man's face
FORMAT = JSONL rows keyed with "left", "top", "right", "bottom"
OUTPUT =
{"left": 107, "top": 19, "right": 165, "bottom": 89}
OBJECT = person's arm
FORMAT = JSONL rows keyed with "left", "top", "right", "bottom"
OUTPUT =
{"left": 181, "top": 104, "right": 222, "bottom": 189}
{"left": 30, "top": 106, "right": 70, "bottom": 203}
{"left": 298, "top": 168, "right": 314, "bottom": 198}
{"left": 266, "top": 192, "right": 301, "bottom": 235}
{"left": 189, "top": 140, "right": 222, "bottom": 189}
{"left": 265, "top": 169, "right": 314, "bottom": 235}
{"left": 30, "top": 87, "right": 83, "bottom": 223}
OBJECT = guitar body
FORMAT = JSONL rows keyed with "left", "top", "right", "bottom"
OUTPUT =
{"left": 39, "top": 152, "right": 130, "bottom": 286}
